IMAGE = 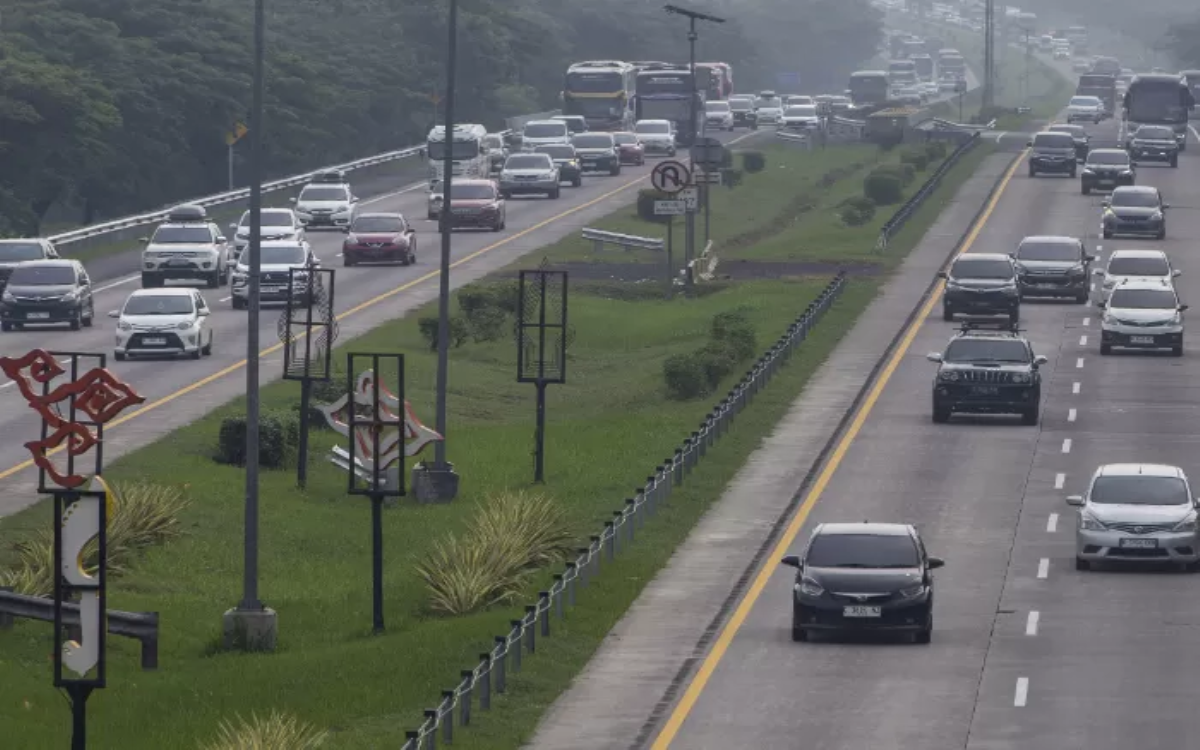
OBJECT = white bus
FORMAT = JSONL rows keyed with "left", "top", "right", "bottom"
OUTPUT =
{"left": 425, "top": 123, "right": 489, "bottom": 219}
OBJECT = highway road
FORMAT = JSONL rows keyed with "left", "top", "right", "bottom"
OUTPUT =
{"left": 649, "top": 115, "right": 1200, "bottom": 748}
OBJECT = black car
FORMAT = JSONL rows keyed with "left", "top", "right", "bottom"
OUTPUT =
{"left": 570, "top": 133, "right": 622, "bottom": 175}
{"left": 926, "top": 322, "right": 1047, "bottom": 425}
{"left": 533, "top": 144, "right": 583, "bottom": 187}
{"left": 1027, "top": 131, "right": 1078, "bottom": 177}
{"left": 1045, "top": 123, "right": 1090, "bottom": 161}
{"left": 1080, "top": 148, "right": 1135, "bottom": 194}
{"left": 782, "top": 522, "right": 943, "bottom": 644}
{"left": 0, "top": 259, "right": 94, "bottom": 331}
{"left": 940, "top": 253, "right": 1021, "bottom": 323}
{"left": 1011, "top": 235, "right": 1094, "bottom": 303}
{"left": 729, "top": 97, "right": 759, "bottom": 129}
{"left": 1125, "top": 124, "right": 1179, "bottom": 167}
{"left": 0, "top": 237, "right": 59, "bottom": 293}
{"left": 1102, "top": 185, "right": 1168, "bottom": 239}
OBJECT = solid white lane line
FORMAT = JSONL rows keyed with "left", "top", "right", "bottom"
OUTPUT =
{"left": 1047, "top": 513, "right": 1059, "bottom": 533}
{"left": 1037, "top": 558, "right": 1049, "bottom": 579}
{"left": 1072, "top": 381, "right": 1080, "bottom": 394}
{"left": 219, "top": 296, "right": 232, "bottom": 302}
{"left": 1014, "top": 678, "right": 1029, "bottom": 707}
{"left": 1054, "top": 472, "right": 1065, "bottom": 489}
{"left": 1025, "top": 611, "right": 1040, "bottom": 636}
{"left": 1075, "top": 357, "right": 1084, "bottom": 368}
{"left": 95, "top": 275, "right": 141, "bottom": 292}
{"left": 1062, "top": 438, "right": 1072, "bottom": 453}
{"left": 1067, "top": 408, "right": 1077, "bottom": 422}
{"left": 1079, "top": 335, "right": 1087, "bottom": 346}
{"left": 1090, "top": 282, "right": 1095, "bottom": 292}
{"left": 1082, "top": 317, "right": 1090, "bottom": 327}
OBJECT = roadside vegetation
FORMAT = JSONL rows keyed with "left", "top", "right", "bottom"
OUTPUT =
{"left": 0, "top": 137, "right": 995, "bottom": 748}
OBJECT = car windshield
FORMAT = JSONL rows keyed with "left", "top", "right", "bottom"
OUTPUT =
{"left": 612, "top": 133, "right": 637, "bottom": 145}
{"left": 299, "top": 186, "right": 347, "bottom": 201}
{"left": 1087, "top": 151, "right": 1129, "bottom": 165}
{"left": 951, "top": 258, "right": 1013, "bottom": 279}
{"left": 1048, "top": 126, "right": 1084, "bottom": 138}
{"left": 1070, "top": 96, "right": 1100, "bottom": 106}
{"left": 1108, "top": 288, "right": 1177, "bottom": 309}
{"left": 450, "top": 184, "right": 495, "bottom": 200}
{"left": 1107, "top": 256, "right": 1169, "bottom": 276}
{"left": 1111, "top": 191, "right": 1160, "bottom": 208}
{"left": 1090, "top": 475, "right": 1190, "bottom": 505}
{"left": 944, "top": 338, "right": 1031, "bottom": 363}
{"left": 785, "top": 106, "right": 818, "bottom": 117}
{"left": 151, "top": 226, "right": 211, "bottom": 244}
{"left": 7, "top": 265, "right": 73, "bottom": 285}
{"left": 1033, "top": 133, "right": 1074, "bottom": 148}
{"left": 537, "top": 145, "right": 576, "bottom": 159}
{"left": 241, "top": 211, "right": 293, "bottom": 228}
{"left": 1136, "top": 126, "right": 1175, "bottom": 139}
{"left": 123, "top": 295, "right": 195, "bottom": 315}
{"left": 253, "top": 245, "right": 307, "bottom": 265}
{"left": 705, "top": 102, "right": 731, "bottom": 112}
{"left": 506, "top": 154, "right": 551, "bottom": 169}
{"left": 483, "top": 136, "right": 503, "bottom": 148}
{"left": 636, "top": 122, "right": 670, "bottom": 134}
{"left": 805, "top": 533, "right": 920, "bottom": 568}
{"left": 729, "top": 99, "right": 752, "bottom": 111}
{"left": 524, "top": 123, "right": 567, "bottom": 138}
{"left": 0, "top": 242, "right": 46, "bottom": 262}
{"left": 1017, "top": 240, "right": 1080, "bottom": 261}
{"left": 352, "top": 216, "right": 405, "bottom": 233}
{"left": 573, "top": 134, "right": 613, "bottom": 148}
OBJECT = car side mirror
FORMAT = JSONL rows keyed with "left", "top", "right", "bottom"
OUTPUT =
{"left": 937, "top": 271, "right": 948, "bottom": 279}
{"left": 1096, "top": 301, "right": 1106, "bottom": 309}
{"left": 107, "top": 310, "right": 120, "bottom": 318}
{"left": 780, "top": 555, "right": 801, "bottom": 569}
{"left": 1026, "top": 140, "right": 1033, "bottom": 147}
{"left": 1180, "top": 304, "right": 1189, "bottom": 312}
{"left": 228, "top": 223, "right": 238, "bottom": 233}
{"left": 926, "top": 352, "right": 943, "bottom": 362}
{"left": 216, "top": 236, "right": 226, "bottom": 243}
{"left": 1174, "top": 269, "right": 1184, "bottom": 278}
{"left": 927, "top": 557, "right": 945, "bottom": 569}
{"left": 1084, "top": 255, "right": 1095, "bottom": 262}
{"left": 1101, "top": 200, "right": 1111, "bottom": 208}
{"left": 198, "top": 309, "right": 210, "bottom": 317}
{"left": 289, "top": 197, "right": 297, "bottom": 204}
{"left": 47, "top": 249, "right": 59, "bottom": 258}
{"left": 1034, "top": 355, "right": 1048, "bottom": 366}
{"left": 1092, "top": 268, "right": 1104, "bottom": 276}
{"left": 1066, "top": 495, "right": 1085, "bottom": 506}
{"left": 139, "top": 236, "right": 150, "bottom": 243}
{"left": 312, "top": 258, "right": 322, "bottom": 267}
{"left": 351, "top": 196, "right": 359, "bottom": 201}
{"left": 1163, "top": 203, "right": 1171, "bottom": 209}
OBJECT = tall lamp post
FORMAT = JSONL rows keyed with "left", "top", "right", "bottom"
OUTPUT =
{"left": 223, "top": 0, "right": 278, "bottom": 651}
{"left": 665, "top": 4, "right": 725, "bottom": 271}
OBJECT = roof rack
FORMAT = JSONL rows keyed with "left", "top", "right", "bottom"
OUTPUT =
{"left": 166, "top": 204, "right": 208, "bottom": 223}
{"left": 957, "top": 320, "right": 1023, "bottom": 334}
{"left": 310, "top": 169, "right": 347, "bottom": 184}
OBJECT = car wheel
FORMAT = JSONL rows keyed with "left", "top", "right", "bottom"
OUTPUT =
{"left": 932, "top": 403, "right": 951, "bottom": 423}
{"left": 1100, "top": 342, "right": 1112, "bottom": 355}
{"left": 141, "top": 272, "right": 161, "bottom": 288}
{"left": 1009, "top": 310, "right": 1019, "bottom": 325}
{"left": 1075, "top": 557, "right": 1090, "bottom": 571}
{"left": 82, "top": 303, "right": 94, "bottom": 327}
{"left": 202, "top": 332, "right": 213, "bottom": 356}
{"left": 190, "top": 346, "right": 202, "bottom": 360}
{"left": 550, "top": 188, "right": 561, "bottom": 199}
{"left": 1102, "top": 229, "right": 1112, "bottom": 239}
{"left": 1028, "top": 166, "right": 1037, "bottom": 177}
{"left": 1172, "top": 157, "right": 1179, "bottom": 168}
{"left": 573, "top": 177, "right": 582, "bottom": 187}
{"left": 942, "top": 306, "right": 953, "bottom": 321}
{"left": 232, "top": 297, "right": 247, "bottom": 310}
{"left": 1157, "top": 229, "right": 1166, "bottom": 240}
{"left": 1069, "top": 167, "right": 1077, "bottom": 178}
{"left": 492, "top": 219, "right": 502, "bottom": 232}
{"left": 0, "top": 322, "right": 11, "bottom": 332}
{"left": 69, "top": 308, "right": 82, "bottom": 331}
{"left": 1172, "top": 344, "right": 1184, "bottom": 357}
{"left": 427, "top": 211, "right": 437, "bottom": 220}
{"left": 791, "top": 624, "right": 808, "bottom": 642}
{"left": 1075, "top": 291, "right": 1089, "bottom": 304}
{"left": 1021, "top": 404, "right": 1039, "bottom": 426}
{"left": 206, "top": 271, "right": 219, "bottom": 289}
{"left": 1081, "top": 184, "right": 1090, "bottom": 195}
{"left": 914, "top": 618, "right": 932, "bottom": 644}
{"left": 409, "top": 249, "right": 417, "bottom": 264}
{"left": 343, "top": 255, "right": 355, "bottom": 267}
{"left": 114, "top": 351, "right": 126, "bottom": 361}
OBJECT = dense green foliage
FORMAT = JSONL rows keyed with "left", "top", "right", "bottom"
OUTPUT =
{"left": 0, "top": 0, "right": 882, "bottom": 234}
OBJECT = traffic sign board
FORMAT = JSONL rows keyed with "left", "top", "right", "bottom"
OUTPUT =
{"left": 693, "top": 170, "right": 721, "bottom": 184}
{"left": 679, "top": 187, "right": 698, "bottom": 210}
{"left": 691, "top": 137, "right": 726, "bottom": 170}
{"left": 651, "top": 161, "right": 691, "bottom": 194}
{"left": 654, "top": 200, "right": 687, "bottom": 216}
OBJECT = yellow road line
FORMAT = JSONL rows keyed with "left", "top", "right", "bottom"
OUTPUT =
{"left": 650, "top": 149, "right": 1028, "bottom": 748}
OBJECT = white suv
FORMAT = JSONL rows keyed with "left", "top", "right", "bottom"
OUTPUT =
{"left": 229, "top": 208, "right": 305, "bottom": 264}
{"left": 110, "top": 287, "right": 213, "bottom": 360}
{"left": 1092, "top": 248, "right": 1180, "bottom": 303}
{"left": 291, "top": 179, "right": 358, "bottom": 229}
{"left": 1099, "top": 278, "right": 1187, "bottom": 356}
{"left": 140, "top": 205, "right": 230, "bottom": 289}
{"left": 230, "top": 239, "right": 320, "bottom": 310}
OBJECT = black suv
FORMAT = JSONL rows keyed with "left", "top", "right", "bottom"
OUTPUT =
{"left": 939, "top": 253, "right": 1020, "bottom": 323}
{"left": 533, "top": 144, "right": 583, "bottom": 187}
{"left": 0, "top": 238, "right": 59, "bottom": 293}
{"left": 0, "top": 259, "right": 94, "bottom": 331}
{"left": 1125, "top": 124, "right": 1179, "bottom": 167}
{"left": 926, "top": 322, "right": 1047, "bottom": 425}
{"left": 1045, "top": 123, "right": 1090, "bottom": 161}
{"left": 1027, "top": 131, "right": 1078, "bottom": 177}
{"left": 1080, "top": 148, "right": 1135, "bottom": 194}
{"left": 729, "top": 96, "right": 759, "bottom": 129}
{"left": 570, "top": 133, "right": 622, "bottom": 175}
{"left": 1011, "top": 235, "right": 1094, "bottom": 303}
{"left": 782, "top": 522, "right": 944, "bottom": 644}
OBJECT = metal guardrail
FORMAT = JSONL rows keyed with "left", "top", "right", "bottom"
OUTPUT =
{"left": 397, "top": 272, "right": 848, "bottom": 750}
{"left": 875, "top": 132, "right": 982, "bottom": 254}
{"left": 0, "top": 587, "right": 159, "bottom": 670}
{"left": 775, "top": 130, "right": 814, "bottom": 149}
{"left": 581, "top": 227, "right": 665, "bottom": 252}
{"left": 45, "top": 109, "right": 562, "bottom": 253}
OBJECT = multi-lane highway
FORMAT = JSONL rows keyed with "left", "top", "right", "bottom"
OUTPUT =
{"left": 649, "top": 114, "right": 1200, "bottom": 748}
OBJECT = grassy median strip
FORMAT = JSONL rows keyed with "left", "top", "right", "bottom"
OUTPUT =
{"left": 0, "top": 139, "right": 988, "bottom": 748}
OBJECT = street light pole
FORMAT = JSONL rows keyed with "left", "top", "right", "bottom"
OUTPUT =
{"left": 223, "top": 0, "right": 278, "bottom": 651}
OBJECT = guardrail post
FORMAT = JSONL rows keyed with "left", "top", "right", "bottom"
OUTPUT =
{"left": 478, "top": 654, "right": 492, "bottom": 710}
{"left": 568, "top": 558, "right": 583, "bottom": 594}
{"left": 441, "top": 691, "right": 454, "bottom": 743}
{"left": 612, "top": 512, "right": 625, "bottom": 551}
{"left": 539, "top": 592, "right": 551, "bottom": 636}
{"left": 405, "top": 730, "right": 421, "bottom": 750}
{"left": 494, "top": 636, "right": 508, "bottom": 692}
{"left": 552, "top": 576, "right": 565, "bottom": 618}
{"left": 525, "top": 606, "right": 537, "bottom": 653}
{"left": 459, "top": 674, "right": 472, "bottom": 726}
{"left": 590, "top": 535, "right": 603, "bottom": 574}
{"left": 627, "top": 498, "right": 639, "bottom": 533}
{"left": 423, "top": 710, "right": 438, "bottom": 749}
{"left": 510, "top": 624, "right": 523, "bottom": 671}
{"left": 604, "top": 521, "right": 616, "bottom": 561}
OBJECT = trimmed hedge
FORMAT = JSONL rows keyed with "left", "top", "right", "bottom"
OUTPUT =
{"left": 663, "top": 309, "right": 758, "bottom": 400}
{"left": 740, "top": 151, "right": 766, "bottom": 173}
{"left": 215, "top": 410, "right": 301, "bottom": 468}
{"left": 863, "top": 167, "right": 904, "bottom": 205}
{"left": 839, "top": 196, "right": 877, "bottom": 226}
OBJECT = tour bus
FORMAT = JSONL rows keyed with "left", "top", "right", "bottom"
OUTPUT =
{"left": 562, "top": 60, "right": 636, "bottom": 131}
{"left": 695, "top": 62, "right": 733, "bottom": 100}
{"left": 847, "top": 70, "right": 890, "bottom": 107}
{"left": 425, "top": 123, "right": 488, "bottom": 219}
{"left": 1077, "top": 73, "right": 1118, "bottom": 115}
{"left": 912, "top": 54, "right": 934, "bottom": 82}
{"left": 887, "top": 59, "right": 918, "bottom": 86}
{"left": 1179, "top": 70, "right": 1200, "bottom": 109}
{"left": 937, "top": 50, "right": 966, "bottom": 78}
{"left": 1124, "top": 74, "right": 1194, "bottom": 149}
{"left": 633, "top": 65, "right": 703, "bottom": 146}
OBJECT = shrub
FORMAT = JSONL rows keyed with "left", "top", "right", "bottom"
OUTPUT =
{"left": 416, "top": 490, "right": 572, "bottom": 616}
{"left": 637, "top": 188, "right": 673, "bottom": 223}
{"left": 924, "top": 140, "right": 948, "bottom": 160}
{"left": 468, "top": 305, "right": 508, "bottom": 342}
{"left": 215, "top": 410, "right": 299, "bottom": 468}
{"left": 711, "top": 309, "right": 757, "bottom": 361}
{"left": 1, "top": 482, "right": 190, "bottom": 597}
{"left": 740, "top": 150, "right": 766, "bottom": 173}
{"left": 863, "top": 168, "right": 904, "bottom": 205}
{"left": 839, "top": 195, "right": 877, "bottom": 226}
{"left": 663, "top": 352, "right": 709, "bottom": 400}
{"left": 418, "top": 314, "right": 470, "bottom": 351}
{"left": 201, "top": 710, "right": 329, "bottom": 750}
{"left": 697, "top": 339, "right": 742, "bottom": 389}
{"left": 720, "top": 168, "right": 744, "bottom": 188}
{"left": 899, "top": 147, "right": 930, "bottom": 171}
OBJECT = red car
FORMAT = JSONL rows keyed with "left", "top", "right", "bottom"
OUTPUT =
{"left": 612, "top": 132, "right": 646, "bottom": 166}
{"left": 342, "top": 213, "right": 416, "bottom": 266}
{"left": 445, "top": 179, "right": 507, "bottom": 232}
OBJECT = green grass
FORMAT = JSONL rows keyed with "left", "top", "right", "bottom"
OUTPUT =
{"left": 0, "top": 135, "right": 998, "bottom": 748}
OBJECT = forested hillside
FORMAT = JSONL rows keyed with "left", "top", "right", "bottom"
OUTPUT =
{"left": 0, "top": 0, "right": 881, "bottom": 234}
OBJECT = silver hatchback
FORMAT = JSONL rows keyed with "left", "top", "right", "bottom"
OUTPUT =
{"left": 1068, "top": 463, "right": 1200, "bottom": 571}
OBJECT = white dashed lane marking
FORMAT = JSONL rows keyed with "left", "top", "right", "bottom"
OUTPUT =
{"left": 1014, "top": 677, "right": 1030, "bottom": 707}
{"left": 1047, "top": 513, "right": 1059, "bottom": 533}
{"left": 1037, "top": 558, "right": 1050, "bottom": 579}
{"left": 1026, "top": 611, "right": 1040, "bottom": 636}
{"left": 1062, "top": 438, "right": 1072, "bottom": 454}
{"left": 1054, "top": 472, "right": 1065, "bottom": 489}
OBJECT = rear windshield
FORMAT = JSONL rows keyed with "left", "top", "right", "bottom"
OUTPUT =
{"left": 1017, "top": 240, "right": 1080, "bottom": 261}
{"left": 524, "top": 123, "right": 567, "bottom": 138}
{"left": 806, "top": 533, "right": 920, "bottom": 568}
{"left": 0, "top": 242, "right": 46, "bottom": 262}
{"left": 1033, "top": 133, "right": 1074, "bottom": 148}
{"left": 951, "top": 258, "right": 1014, "bottom": 279}
{"left": 1090, "top": 475, "right": 1189, "bottom": 505}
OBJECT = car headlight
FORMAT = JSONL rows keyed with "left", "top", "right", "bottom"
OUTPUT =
{"left": 1119, "top": 169, "right": 1133, "bottom": 176}
{"left": 939, "top": 370, "right": 960, "bottom": 382}
{"left": 1, "top": 291, "right": 14, "bottom": 303}
{"left": 569, "top": 160, "right": 579, "bottom": 168}
{"left": 1173, "top": 515, "right": 1197, "bottom": 532}
{"left": 1001, "top": 282, "right": 1018, "bottom": 293}
{"left": 61, "top": 291, "right": 78, "bottom": 302}
{"left": 796, "top": 577, "right": 824, "bottom": 597}
{"left": 177, "top": 320, "right": 194, "bottom": 331}
{"left": 1151, "top": 211, "right": 1163, "bottom": 221}
{"left": 117, "top": 321, "right": 132, "bottom": 331}
{"left": 1082, "top": 168, "right": 1095, "bottom": 175}
{"left": 897, "top": 584, "right": 926, "bottom": 600}
{"left": 1079, "top": 513, "right": 1106, "bottom": 531}
{"left": 1068, "top": 264, "right": 1086, "bottom": 277}
{"left": 1011, "top": 372, "right": 1031, "bottom": 384}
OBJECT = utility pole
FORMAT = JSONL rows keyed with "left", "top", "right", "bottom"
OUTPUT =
{"left": 983, "top": 0, "right": 995, "bottom": 113}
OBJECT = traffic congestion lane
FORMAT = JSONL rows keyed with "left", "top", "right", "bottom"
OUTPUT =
{"left": 0, "top": 131, "right": 759, "bottom": 516}
{"left": 651, "top": 116, "right": 1136, "bottom": 749}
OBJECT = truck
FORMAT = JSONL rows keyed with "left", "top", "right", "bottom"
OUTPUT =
{"left": 695, "top": 62, "right": 733, "bottom": 99}
{"left": 847, "top": 70, "right": 891, "bottom": 109}
{"left": 1124, "top": 74, "right": 1194, "bottom": 150}
{"left": 1180, "top": 70, "right": 1200, "bottom": 110}
{"left": 425, "top": 123, "right": 488, "bottom": 219}
{"left": 633, "top": 66, "right": 703, "bottom": 146}
{"left": 1077, "top": 73, "right": 1118, "bottom": 115}
{"left": 912, "top": 55, "right": 934, "bottom": 82}
{"left": 1066, "top": 25, "right": 1088, "bottom": 55}
{"left": 937, "top": 50, "right": 966, "bottom": 79}
{"left": 887, "top": 59, "right": 918, "bottom": 87}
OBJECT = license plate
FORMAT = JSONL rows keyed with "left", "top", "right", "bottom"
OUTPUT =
{"left": 262, "top": 285, "right": 283, "bottom": 293}
{"left": 27, "top": 312, "right": 50, "bottom": 319}
{"left": 1119, "top": 537, "right": 1158, "bottom": 548}
{"left": 142, "top": 337, "right": 166, "bottom": 345}
{"left": 971, "top": 386, "right": 999, "bottom": 395}
{"left": 1131, "top": 336, "right": 1155, "bottom": 345}
{"left": 166, "top": 258, "right": 190, "bottom": 266}
{"left": 843, "top": 606, "right": 881, "bottom": 618}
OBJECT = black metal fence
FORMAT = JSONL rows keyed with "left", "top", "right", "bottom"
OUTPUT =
{"left": 875, "top": 132, "right": 982, "bottom": 254}
{"left": 399, "top": 272, "right": 848, "bottom": 750}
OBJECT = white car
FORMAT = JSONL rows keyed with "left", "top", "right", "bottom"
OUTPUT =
{"left": 704, "top": 100, "right": 734, "bottom": 131}
{"left": 1068, "top": 464, "right": 1199, "bottom": 570}
{"left": 291, "top": 181, "right": 358, "bottom": 230}
{"left": 1098, "top": 278, "right": 1186, "bottom": 355}
{"left": 140, "top": 205, "right": 230, "bottom": 289}
{"left": 754, "top": 95, "right": 784, "bottom": 126}
{"left": 1066, "top": 95, "right": 1105, "bottom": 123}
{"left": 110, "top": 288, "right": 213, "bottom": 361}
{"left": 230, "top": 239, "right": 320, "bottom": 310}
{"left": 783, "top": 95, "right": 814, "bottom": 106}
{"left": 1092, "top": 248, "right": 1180, "bottom": 303}
{"left": 633, "top": 119, "right": 676, "bottom": 156}
{"left": 781, "top": 105, "right": 822, "bottom": 131}
{"left": 521, "top": 120, "right": 571, "bottom": 151}
{"left": 228, "top": 208, "right": 304, "bottom": 262}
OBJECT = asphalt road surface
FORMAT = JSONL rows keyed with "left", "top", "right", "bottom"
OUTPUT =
{"left": 651, "top": 115, "right": 1200, "bottom": 750}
